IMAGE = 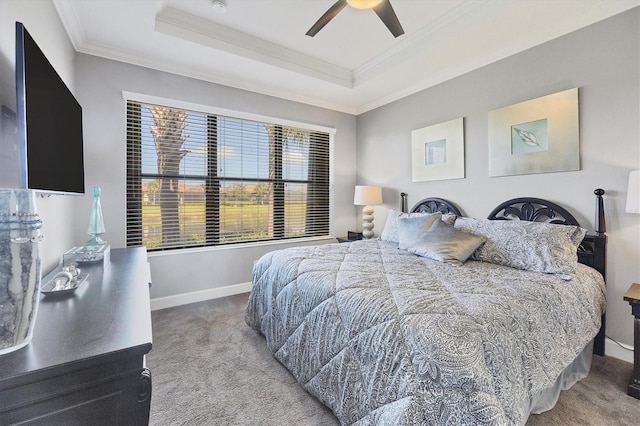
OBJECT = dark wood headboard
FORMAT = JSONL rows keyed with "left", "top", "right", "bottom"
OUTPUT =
{"left": 401, "top": 193, "right": 463, "bottom": 216}
{"left": 485, "top": 190, "right": 607, "bottom": 279}
{"left": 400, "top": 190, "right": 606, "bottom": 278}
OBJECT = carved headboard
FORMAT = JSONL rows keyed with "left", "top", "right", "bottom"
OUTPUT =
{"left": 485, "top": 190, "right": 607, "bottom": 279}
{"left": 401, "top": 192, "right": 463, "bottom": 216}
{"left": 487, "top": 197, "right": 580, "bottom": 225}
{"left": 398, "top": 190, "right": 606, "bottom": 280}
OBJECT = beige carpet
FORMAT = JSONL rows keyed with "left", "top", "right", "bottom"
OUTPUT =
{"left": 148, "top": 293, "right": 640, "bottom": 425}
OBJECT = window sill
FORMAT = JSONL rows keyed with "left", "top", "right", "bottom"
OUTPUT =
{"left": 146, "top": 235, "right": 335, "bottom": 258}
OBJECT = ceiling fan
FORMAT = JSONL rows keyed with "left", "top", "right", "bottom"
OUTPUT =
{"left": 306, "top": 0, "right": 405, "bottom": 38}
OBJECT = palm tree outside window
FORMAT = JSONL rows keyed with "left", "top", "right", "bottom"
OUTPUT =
{"left": 125, "top": 100, "right": 330, "bottom": 251}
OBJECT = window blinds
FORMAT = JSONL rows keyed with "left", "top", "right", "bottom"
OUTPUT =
{"left": 126, "top": 100, "right": 330, "bottom": 251}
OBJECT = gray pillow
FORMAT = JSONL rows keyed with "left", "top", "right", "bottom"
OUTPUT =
{"left": 454, "top": 217, "right": 587, "bottom": 280}
{"left": 379, "top": 210, "right": 405, "bottom": 243}
{"left": 408, "top": 219, "right": 486, "bottom": 266}
{"left": 380, "top": 210, "right": 456, "bottom": 244}
{"left": 397, "top": 212, "right": 442, "bottom": 250}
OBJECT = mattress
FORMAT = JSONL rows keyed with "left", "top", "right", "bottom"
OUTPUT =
{"left": 245, "top": 239, "right": 606, "bottom": 425}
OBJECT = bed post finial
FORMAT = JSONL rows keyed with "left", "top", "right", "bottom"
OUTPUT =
{"left": 594, "top": 189, "right": 606, "bottom": 235}
{"left": 400, "top": 192, "right": 407, "bottom": 213}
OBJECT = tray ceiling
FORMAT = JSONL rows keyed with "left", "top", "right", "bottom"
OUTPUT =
{"left": 53, "top": 0, "right": 639, "bottom": 114}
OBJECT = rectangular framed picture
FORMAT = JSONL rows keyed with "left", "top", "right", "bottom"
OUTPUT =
{"left": 488, "top": 88, "right": 579, "bottom": 177}
{"left": 411, "top": 117, "right": 464, "bottom": 182}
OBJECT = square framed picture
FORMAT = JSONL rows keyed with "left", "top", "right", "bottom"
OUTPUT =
{"left": 488, "top": 88, "right": 579, "bottom": 177}
{"left": 411, "top": 117, "right": 464, "bottom": 182}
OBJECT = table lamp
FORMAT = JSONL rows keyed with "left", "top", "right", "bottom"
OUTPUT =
{"left": 354, "top": 185, "right": 383, "bottom": 239}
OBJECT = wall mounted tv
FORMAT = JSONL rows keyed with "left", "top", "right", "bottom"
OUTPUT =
{"left": 15, "top": 21, "right": 85, "bottom": 195}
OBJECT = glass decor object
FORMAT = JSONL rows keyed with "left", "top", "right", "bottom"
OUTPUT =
{"left": 64, "top": 244, "right": 110, "bottom": 265}
{"left": 86, "top": 186, "right": 106, "bottom": 251}
{"left": 0, "top": 188, "right": 43, "bottom": 354}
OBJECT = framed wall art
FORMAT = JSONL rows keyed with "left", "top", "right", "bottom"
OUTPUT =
{"left": 488, "top": 88, "right": 579, "bottom": 177}
{"left": 411, "top": 117, "right": 464, "bottom": 182}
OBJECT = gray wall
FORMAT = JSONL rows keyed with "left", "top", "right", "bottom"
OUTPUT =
{"left": 356, "top": 9, "right": 640, "bottom": 349}
{"left": 74, "top": 55, "right": 358, "bottom": 300}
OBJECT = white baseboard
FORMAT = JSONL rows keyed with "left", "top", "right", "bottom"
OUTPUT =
{"left": 150, "top": 282, "right": 252, "bottom": 311}
{"left": 605, "top": 337, "right": 634, "bottom": 363}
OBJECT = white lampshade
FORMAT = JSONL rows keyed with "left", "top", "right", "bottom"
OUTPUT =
{"left": 354, "top": 185, "right": 383, "bottom": 206}
{"left": 626, "top": 170, "right": 640, "bottom": 213}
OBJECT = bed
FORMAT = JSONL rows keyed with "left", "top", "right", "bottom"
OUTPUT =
{"left": 245, "top": 190, "right": 607, "bottom": 425}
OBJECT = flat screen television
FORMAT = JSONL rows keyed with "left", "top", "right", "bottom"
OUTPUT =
{"left": 15, "top": 21, "right": 85, "bottom": 195}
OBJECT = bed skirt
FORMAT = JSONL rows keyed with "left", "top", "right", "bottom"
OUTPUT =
{"left": 525, "top": 340, "right": 594, "bottom": 422}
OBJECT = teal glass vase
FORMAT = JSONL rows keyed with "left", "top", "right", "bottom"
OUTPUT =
{"left": 86, "top": 187, "right": 106, "bottom": 251}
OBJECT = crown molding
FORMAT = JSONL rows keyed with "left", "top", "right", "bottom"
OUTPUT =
{"left": 52, "top": 0, "right": 87, "bottom": 51}
{"left": 53, "top": 0, "right": 358, "bottom": 113}
{"left": 353, "top": 0, "right": 485, "bottom": 85}
{"left": 353, "top": 0, "right": 640, "bottom": 113}
{"left": 71, "top": 39, "right": 358, "bottom": 115}
{"left": 155, "top": 6, "right": 354, "bottom": 88}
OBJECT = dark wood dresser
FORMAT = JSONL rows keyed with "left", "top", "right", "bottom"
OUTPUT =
{"left": 0, "top": 247, "right": 153, "bottom": 425}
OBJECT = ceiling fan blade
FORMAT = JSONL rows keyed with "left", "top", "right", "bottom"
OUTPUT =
{"left": 373, "top": 0, "right": 404, "bottom": 37}
{"left": 306, "top": 0, "right": 348, "bottom": 37}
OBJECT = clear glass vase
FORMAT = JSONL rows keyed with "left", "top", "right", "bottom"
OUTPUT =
{"left": 0, "top": 188, "right": 43, "bottom": 355}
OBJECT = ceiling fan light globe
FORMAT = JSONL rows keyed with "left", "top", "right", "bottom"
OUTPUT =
{"left": 347, "top": 0, "right": 384, "bottom": 10}
{"left": 211, "top": 0, "right": 226, "bottom": 14}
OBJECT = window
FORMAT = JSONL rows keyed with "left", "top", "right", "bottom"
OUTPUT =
{"left": 126, "top": 100, "right": 330, "bottom": 251}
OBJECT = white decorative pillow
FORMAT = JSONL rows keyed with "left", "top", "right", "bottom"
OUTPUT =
{"left": 454, "top": 217, "right": 587, "bottom": 280}
{"left": 380, "top": 210, "right": 456, "bottom": 244}
{"left": 408, "top": 219, "right": 486, "bottom": 266}
{"left": 397, "top": 212, "right": 442, "bottom": 250}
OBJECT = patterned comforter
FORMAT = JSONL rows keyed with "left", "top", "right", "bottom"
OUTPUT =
{"left": 245, "top": 239, "right": 606, "bottom": 425}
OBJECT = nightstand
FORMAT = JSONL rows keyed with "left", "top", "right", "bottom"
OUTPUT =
{"left": 336, "top": 231, "right": 363, "bottom": 243}
{"left": 623, "top": 283, "right": 640, "bottom": 399}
